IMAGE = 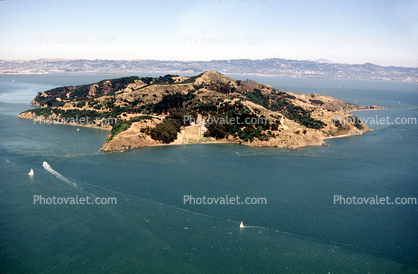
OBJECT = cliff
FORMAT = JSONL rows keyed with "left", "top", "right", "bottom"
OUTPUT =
{"left": 18, "top": 71, "right": 382, "bottom": 152}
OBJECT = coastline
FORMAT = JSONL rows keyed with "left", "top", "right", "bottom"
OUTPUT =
{"left": 319, "top": 107, "right": 379, "bottom": 140}
{"left": 19, "top": 108, "right": 374, "bottom": 151}
{"left": 99, "top": 139, "right": 318, "bottom": 152}
{"left": 321, "top": 134, "right": 358, "bottom": 140}
{"left": 20, "top": 109, "right": 375, "bottom": 152}
{"left": 1, "top": 71, "right": 414, "bottom": 82}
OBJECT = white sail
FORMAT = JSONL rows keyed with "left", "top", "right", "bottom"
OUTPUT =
{"left": 240, "top": 221, "right": 244, "bottom": 228}
{"left": 28, "top": 168, "right": 34, "bottom": 176}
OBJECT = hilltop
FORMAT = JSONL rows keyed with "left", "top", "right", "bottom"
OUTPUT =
{"left": 18, "top": 71, "right": 381, "bottom": 151}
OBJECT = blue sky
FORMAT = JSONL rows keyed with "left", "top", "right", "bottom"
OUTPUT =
{"left": 0, "top": 0, "right": 417, "bottom": 67}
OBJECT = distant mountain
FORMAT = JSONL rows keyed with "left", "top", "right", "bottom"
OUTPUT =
{"left": 314, "top": 59, "right": 335, "bottom": 64}
{"left": 1, "top": 58, "right": 416, "bottom": 81}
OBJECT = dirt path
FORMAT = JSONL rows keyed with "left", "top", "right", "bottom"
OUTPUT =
{"left": 281, "top": 117, "right": 289, "bottom": 129}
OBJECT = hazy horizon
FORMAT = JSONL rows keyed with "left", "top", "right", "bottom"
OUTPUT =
{"left": 1, "top": 57, "right": 416, "bottom": 70}
{"left": 0, "top": 0, "right": 417, "bottom": 67}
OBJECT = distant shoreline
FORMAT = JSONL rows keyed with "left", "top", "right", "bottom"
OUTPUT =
{"left": 0, "top": 71, "right": 415, "bottom": 82}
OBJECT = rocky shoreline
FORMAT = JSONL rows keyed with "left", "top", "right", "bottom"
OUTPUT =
{"left": 98, "top": 107, "right": 377, "bottom": 152}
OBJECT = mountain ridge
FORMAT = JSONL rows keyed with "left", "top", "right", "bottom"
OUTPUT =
{"left": 2, "top": 58, "right": 416, "bottom": 81}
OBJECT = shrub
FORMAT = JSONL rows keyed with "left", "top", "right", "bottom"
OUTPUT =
{"left": 150, "top": 119, "right": 181, "bottom": 143}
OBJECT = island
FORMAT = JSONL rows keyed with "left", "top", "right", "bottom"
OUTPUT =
{"left": 18, "top": 71, "right": 383, "bottom": 152}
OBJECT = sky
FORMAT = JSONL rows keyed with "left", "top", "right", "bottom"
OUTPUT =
{"left": 0, "top": 0, "right": 417, "bottom": 67}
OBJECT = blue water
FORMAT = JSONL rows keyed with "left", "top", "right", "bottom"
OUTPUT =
{"left": 1, "top": 74, "right": 417, "bottom": 273}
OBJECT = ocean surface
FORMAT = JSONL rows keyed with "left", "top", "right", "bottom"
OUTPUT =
{"left": 0, "top": 73, "right": 417, "bottom": 273}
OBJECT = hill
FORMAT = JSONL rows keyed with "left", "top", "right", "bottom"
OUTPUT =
{"left": 18, "top": 71, "right": 381, "bottom": 151}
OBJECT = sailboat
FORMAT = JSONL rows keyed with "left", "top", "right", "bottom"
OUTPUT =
{"left": 28, "top": 168, "right": 34, "bottom": 176}
{"left": 240, "top": 221, "right": 244, "bottom": 228}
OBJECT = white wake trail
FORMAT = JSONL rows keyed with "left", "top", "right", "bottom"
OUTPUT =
{"left": 42, "top": 161, "right": 79, "bottom": 189}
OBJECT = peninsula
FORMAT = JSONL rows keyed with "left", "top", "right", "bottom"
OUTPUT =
{"left": 18, "top": 71, "right": 382, "bottom": 152}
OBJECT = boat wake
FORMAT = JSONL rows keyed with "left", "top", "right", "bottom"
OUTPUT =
{"left": 42, "top": 161, "right": 79, "bottom": 189}
{"left": 240, "top": 225, "right": 258, "bottom": 229}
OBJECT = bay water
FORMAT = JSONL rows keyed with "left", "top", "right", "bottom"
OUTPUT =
{"left": 0, "top": 74, "right": 417, "bottom": 273}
